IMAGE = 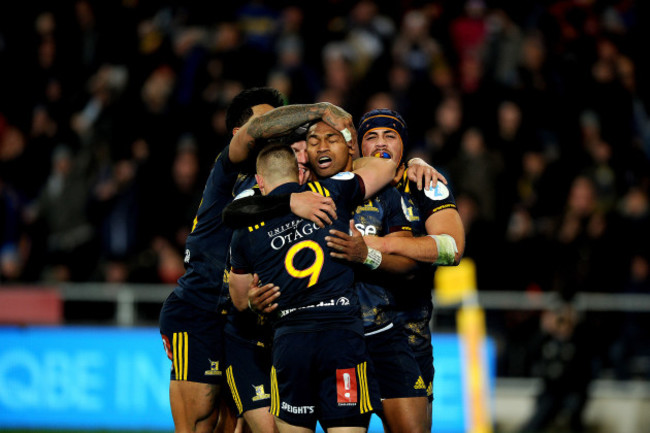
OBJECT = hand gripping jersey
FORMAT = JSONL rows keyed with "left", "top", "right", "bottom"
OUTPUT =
{"left": 173, "top": 146, "right": 240, "bottom": 313}
{"left": 229, "top": 174, "right": 366, "bottom": 337}
{"left": 393, "top": 168, "right": 458, "bottom": 355}
{"left": 352, "top": 186, "right": 412, "bottom": 334}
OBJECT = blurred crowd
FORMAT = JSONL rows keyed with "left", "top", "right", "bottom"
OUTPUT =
{"left": 1, "top": 0, "right": 649, "bottom": 378}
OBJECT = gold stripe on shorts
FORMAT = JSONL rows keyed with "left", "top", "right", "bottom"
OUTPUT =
{"left": 357, "top": 362, "right": 373, "bottom": 413}
{"left": 226, "top": 366, "right": 243, "bottom": 414}
{"left": 270, "top": 366, "right": 280, "bottom": 417}
{"left": 172, "top": 332, "right": 188, "bottom": 381}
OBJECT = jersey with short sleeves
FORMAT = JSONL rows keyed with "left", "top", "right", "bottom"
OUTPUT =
{"left": 173, "top": 145, "right": 239, "bottom": 312}
{"left": 352, "top": 186, "right": 412, "bottom": 334}
{"left": 229, "top": 174, "right": 365, "bottom": 337}
{"left": 394, "top": 168, "right": 458, "bottom": 354}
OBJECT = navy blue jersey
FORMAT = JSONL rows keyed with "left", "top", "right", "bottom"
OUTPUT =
{"left": 352, "top": 186, "right": 412, "bottom": 334}
{"left": 230, "top": 174, "right": 366, "bottom": 336}
{"left": 393, "top": 168, "right": 458, "bottom": 354}
{"left": 173, "top": 146, "right": 240, "bottom": 312}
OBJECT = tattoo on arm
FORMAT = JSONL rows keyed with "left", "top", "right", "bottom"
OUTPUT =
{"left": 247, "top": 104, "right": 325, "bottom": 139}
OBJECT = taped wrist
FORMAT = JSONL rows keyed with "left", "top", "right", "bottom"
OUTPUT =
{"left": 429, "top": 234, "right": 458, "bottom": 265}
{"left": 363, "top": 247, "right": 382, "bottom": 270}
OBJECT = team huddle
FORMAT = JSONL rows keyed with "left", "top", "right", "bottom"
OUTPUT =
{"left": 159, "top": 88, "right": 465, "bottom": 433}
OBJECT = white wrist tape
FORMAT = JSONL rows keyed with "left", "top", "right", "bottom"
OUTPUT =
{"left": 429, "top": 234, "right": 458, "bottom": 265}
{"left": 363, "top": 247, "right": 382, "bottom": 270}
{"left": 340, "top": 128, "right": 352, "bottom": 143}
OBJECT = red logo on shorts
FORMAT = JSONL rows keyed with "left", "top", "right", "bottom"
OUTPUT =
{"left": 161, "top": 334, "right": 173, "bottom": 361}
{"left": 336, "top": 368, "right": 357, "bottom": 404}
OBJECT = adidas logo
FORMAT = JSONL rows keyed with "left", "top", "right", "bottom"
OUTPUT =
{"left": 414, "top": 376, "right": 426, "bottom": 390}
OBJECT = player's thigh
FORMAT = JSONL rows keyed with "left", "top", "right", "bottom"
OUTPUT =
{"left": 169, "top": 380, "right": 221, "bottom": 429}
{"left": 243, "top": 406, "right": 278, "bottom": 433}
{"left": 380, "top": 396, "right": 429, "bottom": 433}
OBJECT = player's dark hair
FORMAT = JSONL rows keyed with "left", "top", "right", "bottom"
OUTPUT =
{"left": 226, "top": 87, "right": 286, "bottom": 137}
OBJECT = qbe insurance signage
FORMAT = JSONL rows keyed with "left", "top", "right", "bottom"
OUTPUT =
{"left": 0, "top": 326, "right": 173, "bottom": 430}
{"left": 0, "top": 327, "right": 494, "bottom": 432}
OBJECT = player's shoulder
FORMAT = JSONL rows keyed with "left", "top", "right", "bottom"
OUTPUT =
{"left": 329, "top": 171, "right": 355, "bottom": 181}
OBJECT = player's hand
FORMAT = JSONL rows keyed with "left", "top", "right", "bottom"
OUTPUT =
{"left": 363, "top": 234, "right": 387, "bottom": 253}
{"left": 319, "top": 102, "right": 358, "bottom": 154}
{"left": 407, "top": 158, "right": 447, "bottom": 191}
{"left": 290, "top": 191, "right": 337, "bottom": 228}
{"left": 247, "top": 273, "right": 280, "bottom": 314}
{"left": 326, "top": 219, "right": 369, "bottom": 263}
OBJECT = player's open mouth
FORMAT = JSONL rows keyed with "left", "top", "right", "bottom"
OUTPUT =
{"left": 372, "top": 151, "right": 391, "bottom": 159}
{"left": 317, "top": 156, "right": 332, "bottom": 168}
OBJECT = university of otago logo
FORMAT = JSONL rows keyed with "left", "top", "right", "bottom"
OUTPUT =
{"left": 252, "top": 384, "right": 271, "bottom": 401}
{"left": 205, "top": 360, "right": 222, "bottom": 376}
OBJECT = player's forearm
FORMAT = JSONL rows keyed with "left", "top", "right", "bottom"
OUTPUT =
{"left": 354, "top": 157, "right": 398, "bottom": 199}
{"left": 377, "top": 253, "right": 418, "bottom": 274}
{"left": 380, "top": 236, "right": 439, "bottom": 264}
{"left": 381, "top": 235, "right": 462, "bottom": 265}
{"left": 247, "top": 103, "right": 329, "bottom": 139}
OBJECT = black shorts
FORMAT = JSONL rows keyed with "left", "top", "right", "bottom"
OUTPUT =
{"left": 365, "top": 324, "right": 428, "bottom": 400}
{"left": 270, "top": 328, "right": 380, "bottom": 430}
{"left": 159, "top": 292, "right": 226, "bottom": 384}
{"left": 224, "top": 332, "right": 273, "bottom": 416}
{"left": 414, "top": 349, "right": 435, "bottom": 402}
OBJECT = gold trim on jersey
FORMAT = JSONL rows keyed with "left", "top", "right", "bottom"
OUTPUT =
{"left": 307, "top": 181, "right": 330, "bottom": 197}
{"left": 226, "top": 366, "right": 244, "bottom": 414}
{"left": 248, "top": 221, "right": 266, "bottom": 232}
{"left": 356, "top": 362, "right": 373, "bottom": 413}
{"left": 270, "top": 366, "right": 280, "bottom": 416}
{"left": 172, "top": 332, "right": 189, "bottom": 381}
{"left": 431, "top": 203, "right": 457, "bottom": 214}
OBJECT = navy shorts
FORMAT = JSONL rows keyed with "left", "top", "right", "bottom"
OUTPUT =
{"left": 365, "top": 324, "right": 428, "bottom": 400}
{"left": 414, "top": 349, "right": 435, "bottom": 402}
{"left": 224, "top": 332, "right": 273, "bottom": 416}
{"left": 159, "top": 292, "right": 226, "bottom": 384}
{"left": 270, "top": 328, "right": 381, "bottom": 430}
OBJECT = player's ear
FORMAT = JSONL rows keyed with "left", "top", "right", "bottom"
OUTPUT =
{"left": 255, "top": 173, "right": 265, "bottom": 194}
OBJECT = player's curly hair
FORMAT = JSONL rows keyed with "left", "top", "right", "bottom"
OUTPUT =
{"left": 226, "top": 87, "right": 286, "bottom": 137}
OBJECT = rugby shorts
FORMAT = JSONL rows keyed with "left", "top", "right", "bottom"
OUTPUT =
{"left": 365, "top": 324, "right": 428, "bottom": 400}
{"left": 159, "top": 292, "right": 226, "bottom": 384}
{"left": 413, "top": 349, "right": 435, "bottom": 402}
{"left": 270, "top": 327, "right": 381, "bottom": 430}
{"left": 224, "top": 332, "right": 273, "bottom": 416}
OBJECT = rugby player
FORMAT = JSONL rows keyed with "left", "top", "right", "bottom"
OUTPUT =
{"left": 228, "top": 124, "right": 398, "bottom": 433}
{"left": 158, "top": 87, "right": 359, "bottom": 433}
{"left": 358, "top": 109, "right": 465, "bottom": 431}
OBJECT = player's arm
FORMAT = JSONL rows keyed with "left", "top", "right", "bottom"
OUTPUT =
{"left": 222, "top": 191, "right": 337, "bottom": 228}
{"left": 365, "top": 208, "right": 465, "bottom": 265}
{"left": 352, "top": 157, "right": 398, "bottom": 199}
{"left": 229, "top": 271, "right": 254, "bottom": 311}
{"left": 229, "top": 102, "right": 356, "bottom": 164}
{"left": 326, "top": 220, "right": 418, "bottom": 273}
